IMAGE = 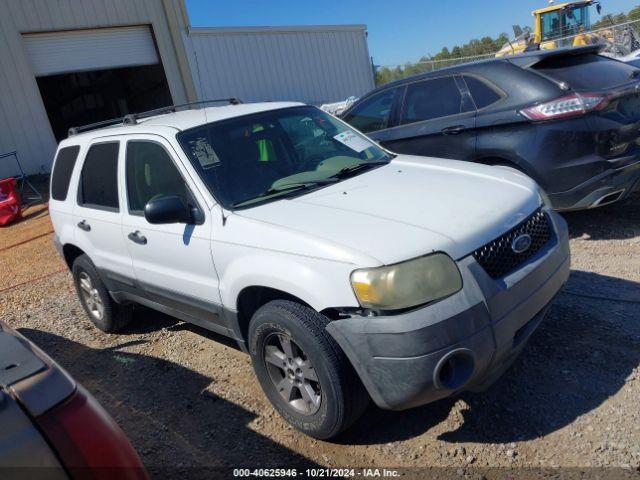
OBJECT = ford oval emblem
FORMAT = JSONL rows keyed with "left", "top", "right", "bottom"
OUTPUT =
{"left": 512, "top": 234, "right": 532, "bottom": 254}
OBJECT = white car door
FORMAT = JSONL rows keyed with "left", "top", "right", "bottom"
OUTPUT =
{"left": 118, "top": 135, "right": 227, "bottom": 333}
{"left": 72, "top": 140, "right": 135, "bottom": 285}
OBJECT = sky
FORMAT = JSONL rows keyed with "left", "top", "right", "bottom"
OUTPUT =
{"left": 186, "top": 0, "right": 633, "bottom": 67}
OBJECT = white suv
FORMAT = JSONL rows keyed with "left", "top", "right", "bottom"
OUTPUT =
{"left": 49, "top": 100, "right": 570, "bottom": 439}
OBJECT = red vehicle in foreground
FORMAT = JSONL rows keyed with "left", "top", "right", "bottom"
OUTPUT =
{"left": 0, "top": 320, "right": 148, "bottom": 480}
{"left": 0, "top": 178, "right": 21, "bottom": 226}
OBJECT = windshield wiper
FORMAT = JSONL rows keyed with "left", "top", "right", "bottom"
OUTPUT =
{"left": 231, "top": 162, "right": 389, "bottom": 208}
{"left": 327, "top": 161, "right": 389, "bottom": 180}
{"left": 231, "top": 180, "right": 337, "bottom": 208}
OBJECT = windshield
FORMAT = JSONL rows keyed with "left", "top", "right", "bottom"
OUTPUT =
{"left": 562, "top": 5, "right": 590, "bottom": 36}
{"left": 177, "top": 106, "right": 392, "bottom": 209}
{"left": 541, "top": 5, "right": 591, "bottom": 41}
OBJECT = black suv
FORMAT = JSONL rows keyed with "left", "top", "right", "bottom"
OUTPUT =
{"left": 342, "top": 46, "right": 640, "bottom": 210}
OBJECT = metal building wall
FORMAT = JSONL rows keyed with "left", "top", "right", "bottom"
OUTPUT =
{"left": 185, "top": 25, "right": 375, "bottom": 106}
{"left": 0, "top": 0, "right": 193, "bottom": 177}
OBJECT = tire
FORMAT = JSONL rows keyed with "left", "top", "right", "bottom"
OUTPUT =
{"left": 248, "top": 300, "right": 369, "bottom": 439}
{"left": 72, "top": 254, "right": 132, "bottom": 333}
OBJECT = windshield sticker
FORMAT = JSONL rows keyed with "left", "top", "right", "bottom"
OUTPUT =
{"left": 333, "top": 130, "right": 372, "bottom": 153}
{"left": 189, "top": 138, "right": 220, "bottom": 168}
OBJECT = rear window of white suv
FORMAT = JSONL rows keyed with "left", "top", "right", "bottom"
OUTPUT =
{"left": 78, "top": 142, "right": 120, "bottom": 211}
{"left": 51, "top": 145, "right": 80, "bottom": 201}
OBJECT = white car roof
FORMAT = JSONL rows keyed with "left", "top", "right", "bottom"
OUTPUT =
{"left": 62, "top": 101, "right": 306, "bottom": 144}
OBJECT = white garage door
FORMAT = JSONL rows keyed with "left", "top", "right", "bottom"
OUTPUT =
{"left": 23, "top": 26, "right": 159, "bottom": 77}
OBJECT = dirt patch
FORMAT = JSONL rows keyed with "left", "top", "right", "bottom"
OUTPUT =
{"left": 1, "top": 193, "right": 638, "bottom": 473}
{"left": 0, "top": 204, "right": 52, "bottom": 250}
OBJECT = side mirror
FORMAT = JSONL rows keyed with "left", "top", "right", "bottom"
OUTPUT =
{"left": 144, "top": 195, "right": 193, "bottom": 224}
{"left": 596, "top": 3, "right": 602, "bottom": 15}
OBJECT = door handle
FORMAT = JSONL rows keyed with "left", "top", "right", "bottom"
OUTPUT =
{"left": 127, "top": 231, "right": 147, "bottom": 245}
{"left": 77, "top": 220, "right": 91, "bottom": 232}
{"left": 441, "top": 125, "right": 466, "bottom": 135}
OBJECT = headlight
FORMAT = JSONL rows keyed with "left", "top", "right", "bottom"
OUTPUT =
{"left": 538, "top": 187, "right": 552, "bottom": 208}
{"left": 350, "top": 253, "right": 463, "bottom": 311}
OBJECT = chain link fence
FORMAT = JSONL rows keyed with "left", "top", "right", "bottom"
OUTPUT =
{"left": 378, "top": 18, "right": 640, "bottom": 79}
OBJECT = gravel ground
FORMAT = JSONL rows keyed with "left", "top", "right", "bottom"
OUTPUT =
{"left": 0, "top": 194, "right": 639, "bottom": 477}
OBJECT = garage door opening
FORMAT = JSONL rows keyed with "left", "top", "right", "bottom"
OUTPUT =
{"left": 24, "top": 26, "right": 173, "bottom": 141}
{"left": 36, "top": 64, "right": 172, "bottom": 141}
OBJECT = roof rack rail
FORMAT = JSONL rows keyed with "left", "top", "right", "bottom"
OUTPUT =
{"left": 123, "top": 98, "right": 242, "bottom": 125}
{"left": 67, "top": 98, "right": 242, "bottom": 137}
{"left": 68, "top": 117, "right": 128, "bottom": 137}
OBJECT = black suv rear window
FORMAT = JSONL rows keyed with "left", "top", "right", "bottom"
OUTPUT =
{"left": 532, "top": 54, "right": 639, "bottom": 90}
{"left": 78, "top": 142, "right": 119, "bottom": 211}
{"left": 51, "top": 146, "right": 80, "bottom": 201}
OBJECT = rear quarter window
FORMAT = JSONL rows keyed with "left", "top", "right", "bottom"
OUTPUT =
{"left": 78, "top": 142, "right": 120, "bottom": 211}
{"left": 51, "top": 145, "right": 80, "bottom": 201}
{"left": 463, "top": 75, "right": 503, "bottom": 109}
{"left": 532, "top": 54, "right": 639, "bottom": 90}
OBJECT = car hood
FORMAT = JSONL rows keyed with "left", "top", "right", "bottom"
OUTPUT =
{"left": 234, "top": 155, "right": 542, "bottom": 265}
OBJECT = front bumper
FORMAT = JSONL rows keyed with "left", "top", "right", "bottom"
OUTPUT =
{"left": 548, "top": 157, "right": 640, "bottom": 211}
{"left": 326, "top": 209, "right": 570, "bottom": 411}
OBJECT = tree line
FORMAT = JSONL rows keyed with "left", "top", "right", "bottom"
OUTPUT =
{"left": 374, "top": 4, "right": 640, "bottom": 86}
{"left": 593, "top": 5, "right": 640, "bottom": 28}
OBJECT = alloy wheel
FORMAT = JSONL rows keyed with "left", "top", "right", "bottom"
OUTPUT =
{"left": 263, "top": 332, "right": 321, "bottom": 415}
{"left": 78, "top": 271, "right": 104, "bottom": 321}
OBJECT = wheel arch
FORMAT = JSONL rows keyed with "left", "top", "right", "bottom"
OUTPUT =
{"left": 62, "top": 243, "right": 86, "bottom": 270}
{"left": 221, "top": 254, "right": 361, "bottom": 338}
{"left": 235, "top": 286, "right": 312, "bottom": 343}
{"left": 475, "top": 155, "right": 540, "bottom": 183}
{"left": 475, "top": 155, "right": 520, "bottom": 168}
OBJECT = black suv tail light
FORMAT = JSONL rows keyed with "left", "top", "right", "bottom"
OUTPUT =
{"left": 520, "top": 92, "right": 609, "bottom": 121}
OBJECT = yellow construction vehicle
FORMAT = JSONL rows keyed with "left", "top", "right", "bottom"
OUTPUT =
{"left": 496, "top": 0, "right": 602, "bottom": 57}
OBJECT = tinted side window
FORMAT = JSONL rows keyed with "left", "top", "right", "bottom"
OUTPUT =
{"left": 51, "top": 146, "right": 80, "bottom": 201}
{"left": 126, "top": 141, "right": 188, "bottom": 213}
{"left": 78, "top": 142, "right": 119, "bottom": 210}
{"left": 401, "top": 76, "right": 469, "bottom": 125}
{"left": 464, "top": 76, "right": 502, "bottom": 109}
{"left": 343, "top": 88, "right": 396, "bottom": 133}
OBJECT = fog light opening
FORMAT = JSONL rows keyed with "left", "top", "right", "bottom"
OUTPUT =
{"left": 434, "top": 349, "right": 475, "bottom": 391}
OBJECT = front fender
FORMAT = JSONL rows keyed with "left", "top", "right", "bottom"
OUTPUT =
{"left": 218, "top": 251, "right": 360, "bottom": 313}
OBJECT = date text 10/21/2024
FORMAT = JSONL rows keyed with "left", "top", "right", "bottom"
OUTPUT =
{"left": 233, "top": 468, "right": 400, "bottom": 478}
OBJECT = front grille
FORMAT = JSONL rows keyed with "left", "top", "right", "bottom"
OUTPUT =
{"left": 473, "top": 209, "right": 552, "bottom": 279}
